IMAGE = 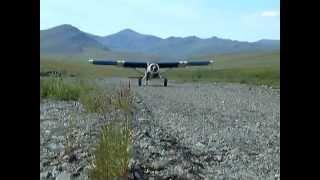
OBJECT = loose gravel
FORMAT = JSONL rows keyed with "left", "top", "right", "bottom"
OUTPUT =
{"left": 40, "top": 99, "right": 121, "bottom": 180}
{"left": 40, "top": 78, "right": 280, "bottom": 180}
{"left": 130, "top": 81, "right": 280, "bottom": 180}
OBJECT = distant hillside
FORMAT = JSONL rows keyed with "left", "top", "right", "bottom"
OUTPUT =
{"left": 96, "top": 29, "right": 163, "bottom": 52}
{"left": 40, "top": 24, "right": 280, "bottom": 59}
{"left": 98, "top": 30, "right": 279, "bottom": 58}
{"left": 40, "top": 24, "right": 109, "bottom": 54}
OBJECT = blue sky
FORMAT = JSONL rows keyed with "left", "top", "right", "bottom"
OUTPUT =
{"left": 40, "top": 0, "right": 280, "bottom": 42}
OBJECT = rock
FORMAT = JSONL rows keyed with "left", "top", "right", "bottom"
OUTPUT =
{"left": 71, "top": 172, "right": 80, "bottom": 178}
{"left": 40, "top": 171, "right": 51, "bottom": 179}
{"left": 68, "top": 154, "right": 77, "bottom": 163}
{"left": 42, "top": 160, "right": 50, "bottom": 167}
{"left": 128, "top": 158, "right": 136, "bottom": 170}
{"left": 47, "top": 143, "right": 65, "bottom": 153}
{"left": 138, "top": 118, "right": 146, "bottom": 121}
{"left": 50, "top": 160, "right": 60, "bottom": 166}
{"left": 78, "top": 152, "right": 88, "bottom": 159}
{"left": 75, "top": 165, "right": 85, "bottom": 174}
{"left": 173, "top": 165, "right": 185, "bottom": 177}
{"left": 62, "top": 155, "right": 69, "bottom": 161}
{"left": 196, "top": 142, "right": 205, "bottom": 149}
{"left": 55, "top": 172, "right": 71, "bottom": 180}
{"left": 215, "top": 155, "right": 223, "bottom": 162}
{"left": 61, "top": 162, "right": 68, "bottom": 169}
{"left": 57, "top": 165, "right": 63, "bottom": 172}
{"left": 133, "top": 164, "right": 145, "bottom": 180}
{"left": 150, "top": 159, "right": 170, "bottom": 171}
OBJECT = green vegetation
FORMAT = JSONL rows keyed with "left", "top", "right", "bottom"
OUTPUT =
{"left": 89, "top": 117, "right": 132, "bottom": 180}
{"left": 167, "top": 66, "right": 279, "bottom": 87}
{"left": 80, "top": 85, "right": 133, "bottom": 114}
{"left": 79, "top": 89, "right": 111, "bottom": 113}
{"left": 41, "top": 76, "right": 134, "bottom": 179}
{"left": 167, "top": 51, "right": 280, "bottom": 87}
{"left": 40, "top": 76, "right": 98, "bottom": 101}
{"left": 40, "top": 77, "right": 84, "bottom": 100}
{"left": 41, "top": 51, "right": 280, "bottom": 87}
{"left": 40, "top": 58, "right": 136, "bottom": 79}
{"left": 88, "top": 86, "right": 133, "bottom": 180}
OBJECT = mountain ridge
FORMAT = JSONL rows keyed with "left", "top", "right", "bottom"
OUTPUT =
{"left": 40, "top": 24, "right": 279, "bottom": 58}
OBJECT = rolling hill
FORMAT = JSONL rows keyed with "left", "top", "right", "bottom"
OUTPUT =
{"left": 98, "top": 30, "right": 279, "bottom": 58}
{"left": 40, "top": 24, "right": 109, "bottom": 54}
{"left": 40, "top": 24, "right": 280, "bottom": 59}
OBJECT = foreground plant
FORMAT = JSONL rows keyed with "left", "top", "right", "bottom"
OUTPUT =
{"left": 89, "top": 114, "right": 132, "bottom": 180}
{"left": 88, "top": 84, "right": 133, "bottom": 180}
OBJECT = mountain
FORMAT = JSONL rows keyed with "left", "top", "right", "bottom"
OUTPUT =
{"left": 40, "top": 24, "right": 109, "bottom": 54}
{"left": 94, "top": 29, "right": 162, "bottom": 53}
{"left": 97, "top": 29, "right": 279, "bottom": 58}
{"left": 253, "top": 39, "right": 280, "bottom": 49}
{"left": 40, "top": 24, "right": 280, "bottom": 59}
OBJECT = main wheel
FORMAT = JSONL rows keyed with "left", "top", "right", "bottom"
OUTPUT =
{"left": 164, "top": 78, "right": 168, "bottom": 87}
{"left": 138, "top": 77, "right": 142, "bottom": 86}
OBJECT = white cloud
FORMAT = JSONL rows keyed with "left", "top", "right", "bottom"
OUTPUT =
{"left": 261, "top": 11, "right": 280, "bottom": 17}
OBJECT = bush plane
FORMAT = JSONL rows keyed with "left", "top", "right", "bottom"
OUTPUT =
{"left": 88, "top": 59, "right": 214, "bottom": 86}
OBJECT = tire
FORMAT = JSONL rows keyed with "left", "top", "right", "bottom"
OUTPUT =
{"left": 164, "top": 78, "right": 168, "bottom": 87}
{"left": 138, "top": 78, "right": 142, "bottom": 86}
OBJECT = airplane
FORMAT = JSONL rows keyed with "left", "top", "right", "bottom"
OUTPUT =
{"left": 88, "top": 59, "right": 214, "bottom": 86}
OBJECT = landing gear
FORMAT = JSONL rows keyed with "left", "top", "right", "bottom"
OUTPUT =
{"left": 138, "top": 77, "right": 142, "bottom": 86}
{"left": 164, "top": 78, "right": 168, "bottom": 87}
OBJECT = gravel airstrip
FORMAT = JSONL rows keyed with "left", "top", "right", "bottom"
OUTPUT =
{"left": 40, "top": 78, "right": 280, "bottom": 180}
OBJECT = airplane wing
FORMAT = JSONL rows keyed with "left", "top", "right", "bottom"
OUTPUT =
{"left": 157, "top": 60, "right": 214, "bottom": 68}
{"left": 89, "top": 59, "right": 214, "bottom": 68}
{"left": 88, "top": 59, "right": 147, "bottom": 68}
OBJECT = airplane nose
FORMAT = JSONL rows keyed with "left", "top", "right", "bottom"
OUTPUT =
{"left": 150, "top": 64, "right": 158, "bottom": 72}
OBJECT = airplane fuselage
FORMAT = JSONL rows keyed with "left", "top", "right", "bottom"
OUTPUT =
{"left": 145, "top": 63, "right": 161, "bottom": 80}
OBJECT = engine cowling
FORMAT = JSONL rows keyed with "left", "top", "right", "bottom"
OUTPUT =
{"left": 147, "top": 63, "right": 160, "bottom": 74}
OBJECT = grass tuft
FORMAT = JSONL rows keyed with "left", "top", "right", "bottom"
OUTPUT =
{"left": 80, "top": 87, "right": 132, "bottom": 180}
{"left": 88, "top": 85, "right": 133, "bottom": 180}
{"left": 89, "top": 119, "right": 132, "bottom": 180}
{"left": 40, "top": 75, "right": 134, "bottom": 180}
{"left": 40, "top": 77, "right": 84, "bottom": 101}
{"left": 80, "top": 89, "right": 111, "bottom": 114}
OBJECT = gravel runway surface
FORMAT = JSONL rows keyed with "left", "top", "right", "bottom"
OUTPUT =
{"left": 40, "top": 78, "right": 280, "bottom": 180}
{"left": 130, "top": 80, "right": 280, "bottom": 179}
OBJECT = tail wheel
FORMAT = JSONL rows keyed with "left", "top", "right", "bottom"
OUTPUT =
{"left": 138, "top": 77, "right": 142, "bottom": 86}
{"left": 164, "top": 78, "right": 168, "bottom": 87}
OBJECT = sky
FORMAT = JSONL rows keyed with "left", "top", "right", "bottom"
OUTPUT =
{"left": 40, "top": 0, "right": 280, "bottom": 42}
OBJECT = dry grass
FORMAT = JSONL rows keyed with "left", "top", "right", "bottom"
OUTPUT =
{"left": 89, "top": 117, "right": 132, "bottom": 180}
{"left": 88, "top": 85, "right": 133, "bottom": 180}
